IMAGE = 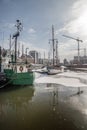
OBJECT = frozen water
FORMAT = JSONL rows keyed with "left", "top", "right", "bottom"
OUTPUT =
{"left": 34, "top": 71, "right": 87, "bottom": 87}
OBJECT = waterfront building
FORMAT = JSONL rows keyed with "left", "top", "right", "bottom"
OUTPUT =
{"left": 21, "top": 54, "right": 34, "bottom": 63}
{"left": 73, "top": 56, "right": 87, "bottom": 64}
{"left": 29, "top": 50, "right": 39, "bottom": 64}
{"left": 63, "top": 58, "right": 69, "bottom": 66}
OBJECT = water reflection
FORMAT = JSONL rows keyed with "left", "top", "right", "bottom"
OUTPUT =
{"left": 52, "top": 87, "right": 58, "bottom": 110}
{"left": 0, "top": 86, "right": 35, "bottom": 127}
{"left": 46, "top": 84, "right": 87, "bottom": 130}
{"left": 49, "top": 84, "right": 58, "bottom": 111}
{"left": 69, "top": 87, "right": 84, "bottom": 97}
{"left": 0, "top": 83, "right": 87, "bottom": 130}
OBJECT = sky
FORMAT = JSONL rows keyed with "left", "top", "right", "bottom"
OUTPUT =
{"left": 0, "top": 0, "right": 87, "bottom": 62}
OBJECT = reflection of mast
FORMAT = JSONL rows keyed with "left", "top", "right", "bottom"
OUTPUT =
{"left": 77, "top": 87, "right": 83, "bottom": 95}
{"left": 70, "top": 87, "right": 83, "bottom": 97}
{"left": 52, "top": 85, "right": 58, "bottom": 111}
{"left": 47, "top": 84, "right": 58, "bottom": 111}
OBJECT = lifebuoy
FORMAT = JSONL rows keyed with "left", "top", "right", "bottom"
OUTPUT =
{"left": 19, "top": 66, "right": 23, "bottom": 72}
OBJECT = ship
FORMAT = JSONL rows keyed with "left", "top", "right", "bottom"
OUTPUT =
{"left": 2, "top": 20, "right": 34, "bottom": 87}
{"left": 47, "top": 25, "right": 62, "bottom": 75}
{"left": 4, "top": 64, "right": 34, "bottom": 86}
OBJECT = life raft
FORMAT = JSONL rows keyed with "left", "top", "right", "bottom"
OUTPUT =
{"left": 19, "top": 66, "right": 23, "bottom": 72}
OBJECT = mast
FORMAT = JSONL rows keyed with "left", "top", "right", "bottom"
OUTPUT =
{"left": 26, "top": 47, "right": 29, "bottom": 64}
{"left": 44, "top": 51, "right": 45, "bottom": 60}
{"left": 12, "top": 20, "right": 22, "bottom": 63}
{"left": 52, "top": 25, "right": 55, "bottom": 66}
{"left": 9, "top": 34, "right": 11, "bottom": 57}
{"left": 18, "top": 42, "right": 20, "bottom": 58}
{"left": 49, "top": 25, "right": 58, "bottom": 66}
{"left": 34, "top": 51, "right": 36, "bottom": 64}
{"left": 22, "top": 44, "right": 24, "bottom": 56}
{"left": 0, "top": 46, "right": 1, "bottom": 72}
{"left": 77, "top": 39, "right": 80, "bottom": 63}
{"left": 15, "top": 37, "right": 17, "bottom": 62}
{"left": 56, "top": 40, "right": 58, "bottom": 65}
{"left": 84, "top": 48, "right": 86, "bottom": 57}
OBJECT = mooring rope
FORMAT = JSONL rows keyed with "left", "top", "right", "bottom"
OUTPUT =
{"left": 0, "top": 79, "right": 14, "bottom": 89}
{"left": 0, "top": 73, "right": 16, "bottom": 89}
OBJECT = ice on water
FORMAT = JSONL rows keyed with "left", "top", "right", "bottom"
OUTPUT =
{"left": 34, "top": 71, "right": 87, "bottom": 87}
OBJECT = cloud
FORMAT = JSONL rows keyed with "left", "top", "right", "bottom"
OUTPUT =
{"left": 58, "top": 40, "right": 76, "bottom": 60}
{"left": 54, "top": 0, "right": 87, "bottom": 61}
{"left": 28, "top": 28, "right": 36, "bottom": 34}
{"left": 0, "top": 23, "right": 15, "bottom": 31}
{"left": 60, "top": 0, "right": 87, "bottom": 37}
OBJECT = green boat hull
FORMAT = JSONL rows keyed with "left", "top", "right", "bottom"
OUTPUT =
{"left": 4, "top": 69, "right": 34, "bottom": 86}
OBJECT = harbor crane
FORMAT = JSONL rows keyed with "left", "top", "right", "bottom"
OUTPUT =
{"left": 62, "top": 34, "right": 83, "bottom": 64}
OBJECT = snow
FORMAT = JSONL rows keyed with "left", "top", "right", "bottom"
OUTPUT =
{"left": 34, "top": 71, "right": 87, "bottom": 87}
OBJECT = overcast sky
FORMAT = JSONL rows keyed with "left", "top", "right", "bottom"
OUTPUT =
{"left": 0, "top": 0, "right": 87, "bottom": 61}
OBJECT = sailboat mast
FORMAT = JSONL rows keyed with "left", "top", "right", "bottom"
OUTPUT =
{"left": 56, "top": 40, "right": 58, "bottom": 65}
{"left": 18, "top": 42, "right": 20, "bottom": 57}
{"left": 15, "top": 37, "right": 17, "bottom": 63}
{"left": 9, "top": 34, "right": 11, "bottom": 58}
{"left": 52, "top": 25, "right": 55, "bottom": 66}
{"left": 49, "top": 25, "right": 58, "bottom": 66}
{"left": 22, "top": 44, "right": 24, "bottom": 56}
{"left": 0, "top": 46, "right": 1, "bottom": 72}
{"left": 12, "top": 20, "right": 22, "bottom": 63}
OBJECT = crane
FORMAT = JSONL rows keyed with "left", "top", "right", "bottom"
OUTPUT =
{"left": 62, "top": 34, "right": 83, "bottom": 64}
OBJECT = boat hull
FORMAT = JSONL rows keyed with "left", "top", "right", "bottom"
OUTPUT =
{"left": 47, "top": 69, "right": 61, "bottom": 75}
{"left": 4, "top": 69, "right": 34, "bottom": 86}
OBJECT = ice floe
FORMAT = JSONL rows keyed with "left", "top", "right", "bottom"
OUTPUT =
{"left": 34, "top": 71, "right": 87, "bottom": 87}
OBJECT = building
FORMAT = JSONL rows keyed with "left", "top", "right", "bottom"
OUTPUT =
{"left": 72, "top": 56, "right": 87, "bottom": 64}
{"left": 29, "top": 50, "right": 39, "bottom": 64}
{"left": 21, "top": 54, "right": 34, "bottom": 63}
{"left": 63, "top": 58, "right": 69, "bottom": 66}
